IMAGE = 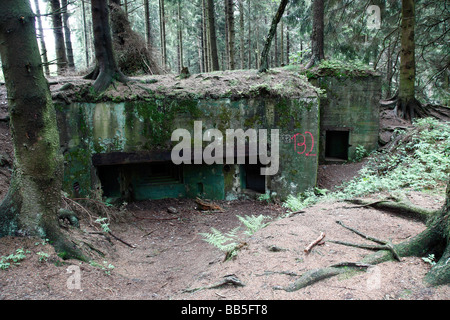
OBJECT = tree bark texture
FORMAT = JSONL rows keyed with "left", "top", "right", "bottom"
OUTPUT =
{"left": 0, "top": 0, "right": 80, "bottom": 258}
{"left": 159, "top": 0, "right": 167, "bottom": 69}
{"left": 396, "top": 0, "right": 419, "bottom": 121}
{"left": 206, "top": 0, "right": 220, "bottom": 71}
{"left": 87, "top": 0, "right": 127, "bottom": 93}
{"left": 306, "top": 0, "right": 324, "bottom": 69}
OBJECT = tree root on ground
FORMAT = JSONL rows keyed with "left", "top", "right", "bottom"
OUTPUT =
{"left": 183, "top": 274, "right": 245, "bottom": 293}
{"left": 343, "top": 195, "right": 437, "bottom": 223}
{"left": 273, "top": 220, "right": 406, "bottom": 292}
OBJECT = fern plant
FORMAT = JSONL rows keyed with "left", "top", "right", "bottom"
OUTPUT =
{"left": 237, "top": 215, "right": 270, "bottom": 235}
{"left": 200, "top": 215, "right": 271, "bottom": 260}
{"left": 200, "top": 226, "right": 241, "bottom": 260}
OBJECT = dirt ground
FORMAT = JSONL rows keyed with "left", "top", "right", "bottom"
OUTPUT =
{"left": 0, "top": 84, "right": 449, "bottom": 302}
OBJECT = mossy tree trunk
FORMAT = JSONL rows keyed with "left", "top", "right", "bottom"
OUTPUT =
{"left": 85, "top": 0, "right": 127, "bottom": 93}
{"left": 0, "top": 0, "right": 81, "bottom": 258}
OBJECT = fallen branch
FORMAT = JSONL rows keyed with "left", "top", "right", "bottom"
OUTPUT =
{"left": 304, "top": 232, "right": 325, "bottom": 253}
{"left": 108, "top": 231, "right": 136, "bottom": 248}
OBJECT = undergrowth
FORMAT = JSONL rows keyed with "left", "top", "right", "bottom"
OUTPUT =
{"left": 284, "top": 118, "right": 450, "bottom": 212}
{"left": 200, "top": 215, "right": 270, "bottom": 260}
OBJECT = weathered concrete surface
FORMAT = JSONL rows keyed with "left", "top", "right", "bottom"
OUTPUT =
{"left": 57, "top": 97, "right": 319, "bottom": 201}
{"left": 313, "top": 75, "right": 381, "bottom": 163}
{"left": 53, "top": 67, "right": 381, "bottom": 202}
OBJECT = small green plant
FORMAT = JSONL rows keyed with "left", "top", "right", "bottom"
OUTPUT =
{"left": 95, "top": 217, "right": 111, "bottom": 233}
{"left": 89, "top": 260, "right": 115, "bottom": 275}
{"left": 422, "top": 254, "right": 436, "bottom": 266}
{"left": 0, "top": 248, "right": 28, "bottom": 270}
{"left": 237, "top": 215, "right": 270, "bottom": 236}
{"left": 35, "top": 238, "right": 50, "bottom": 246}
{"left": 283, "top": 187, "right": 329, "bottom": 212}
{"left": 37, "top": 251, "right": 50, "bottom": 262}
{"left": 354, "top": 145, "right": 368, "bottom": 162}
{"left": 200, "top": 214, "right": 271, "bottom": 260}
{"left": 200, "top": 226, "right": 241, "bottom": 260}
{"left": 258, "top": 191, "right": 277, "bottom": 204}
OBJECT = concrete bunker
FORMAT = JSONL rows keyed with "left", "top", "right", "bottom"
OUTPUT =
{"left": 55, "top": 69, "right": 380, "bottom": 202}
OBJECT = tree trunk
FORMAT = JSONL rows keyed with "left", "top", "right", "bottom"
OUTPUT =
{"left": 159, "top": 0, "right": 167, "bottom": 70}
{"left": 305, "top": 0, "right": 324, "bottom": 69}
{"left": 202, "top": 0, "right": 209, "bottom": 72}
{"left": 33, "top": 0, "right": 50, "bottom": 77}
{"left": 225, "top": 0, "right": 235, "bottom": 70}
{"left": 198, "top": 0, "right": 205, "bottom": 73}
{"left": 239, "top": 0, "right": 245, "bottom": 69}
{"left": 247, "top": 0, "right": 252, "bottom": 69}
{"left": 396, "top": 0, "right": 420, "bottom": 121}
{"left": 177, "top": 0, "right": 184, "bottom": 73}
{"left": 274, "top": 26, "right": 278, "bottom": 67}
{"left": 286, "top": 24, "right": 290, "bottom": 64}
{"left": 61, "top": 0, "right": 75, "bottom": 70}
{"left": 124, "top": 0, "right": 128, "bottom": 17}
{"left": 258, "top": 0, "right": 289, "bottom": 73}
{"left": 86, "top": 0, "right": 127, "bottom": 93}
{"left": 50, "top": 0, "right": 68, "bottom": 75}
{"left": 144, "top": 0, "right": 151, "bottom": 46}
{"left": 206, "top": 0, "right": 220, "bottom": 71}
{"left": 81, "top": 0, "right": 90, "bottom": 69}
{"left": 0, "top": 0, "right": 81, "bottom": 259}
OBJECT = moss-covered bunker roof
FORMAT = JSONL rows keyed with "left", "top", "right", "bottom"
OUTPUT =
{"left": 50, "top": 67, "right": 326, "bottom": 104}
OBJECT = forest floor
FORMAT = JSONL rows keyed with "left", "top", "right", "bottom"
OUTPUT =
{"left": 0, "top": 83, "right": 449, "bottom": 301}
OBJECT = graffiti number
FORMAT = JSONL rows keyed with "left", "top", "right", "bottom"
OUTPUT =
{"left": 291, "top": 132, "right": 316, "bottom": 157}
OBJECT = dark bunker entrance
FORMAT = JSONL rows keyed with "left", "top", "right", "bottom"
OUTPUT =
{"left": 324, "top": 129, "right": 350, "bottom": 161}
{"left": 93, "top": 152, "right": 268, "bottom": 201}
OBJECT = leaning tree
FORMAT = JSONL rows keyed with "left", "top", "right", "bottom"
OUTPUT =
{"left": 258, "top": 0, "right": 290, "bottom": 73}
{"left": 0, "top": 0, "right": 82, "bottom": 259}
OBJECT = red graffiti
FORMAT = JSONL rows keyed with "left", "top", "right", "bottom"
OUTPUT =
{"left": 291, "top": 132, "right": 316, "bottom": 156}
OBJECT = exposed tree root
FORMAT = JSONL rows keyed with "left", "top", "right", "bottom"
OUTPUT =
{"left": 344, "top": 197, "right": 436, "bottom": 223}
{"left": 274, "top": 207, "right": 449, "bottom": 291}
{"left": 183, "top": 274, "right": 245, "bottom": 293}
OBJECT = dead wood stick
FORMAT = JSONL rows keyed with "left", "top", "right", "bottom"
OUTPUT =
{"left": 330, "top": 262, "right": 374, "bottom": 269}
{"left": 288, "top": 210, "right": 305, "bottom": 215}
{"left": 108, "top": 231, "right": 136, "bottom": 248}
{"left": 304, "top": 232, "right": 325, "bottom": 253}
